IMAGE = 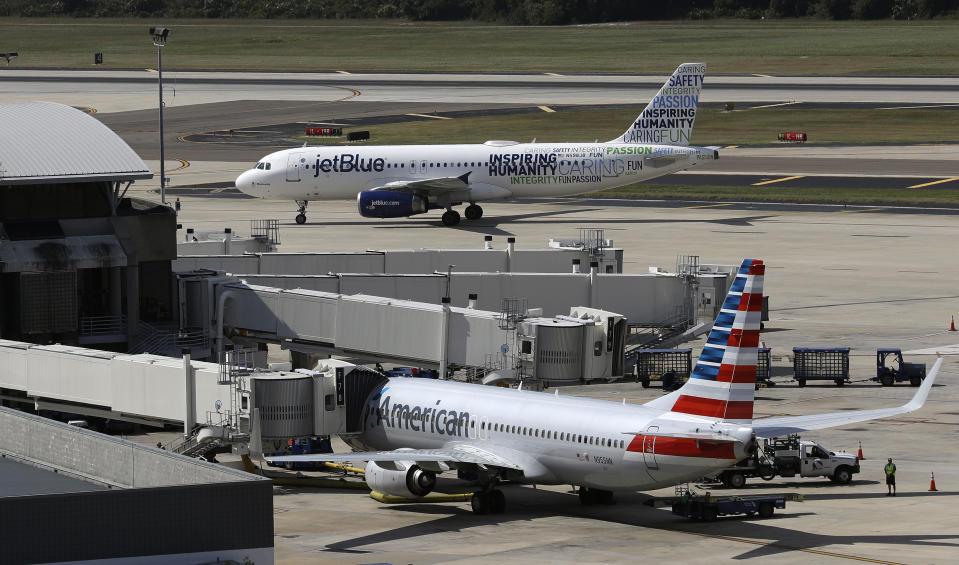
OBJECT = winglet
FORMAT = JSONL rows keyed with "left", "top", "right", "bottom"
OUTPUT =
{"left": 751, "top": 356, "right": 942, "bottom": 438}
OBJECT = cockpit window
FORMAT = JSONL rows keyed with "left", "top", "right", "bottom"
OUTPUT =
{"left": 265, "top": 163, "right": 271, "bottom": 170}
{"left": 255, "top": 162, "right": 265, "bottom": 170}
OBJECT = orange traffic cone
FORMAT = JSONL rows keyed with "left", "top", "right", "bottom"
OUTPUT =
{"left": 951, "top": 316, "right": 957, "bottom": 332}
{"left": 857, "top": 440, "right": 865, "bottom": 460}
{"left": 929, "top": 472, "right": 938, "bottom": 492}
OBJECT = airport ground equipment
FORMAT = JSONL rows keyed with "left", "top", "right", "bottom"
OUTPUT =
{"left": 793, "top": 347, "right": 850, "bottom": 387}
{"left": 629, "top": 348, "right": 692, "bottom": 390}
{"left": 756, "top": 347, "right": 772, "bottom": 388}
{"left": 267, "top": 437, "right": 333, "bottom": 470}
{"left": 661, "top": 490, "right": 792, "bottom": 521}
{"left": 385, "top": 367, "right": 440, "bottom": 379}
{"left": 713, "top": 435, "right": 860, "bottom": 488}
{"left": 874, "top": 348, "right": 926, "bottom": 386}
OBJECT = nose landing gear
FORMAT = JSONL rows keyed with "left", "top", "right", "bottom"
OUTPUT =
{"left": 294, "top": 200, "right": 308, "bottom": 225}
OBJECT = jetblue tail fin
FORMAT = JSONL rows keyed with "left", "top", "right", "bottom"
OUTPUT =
{"left": 644, "top": 259, "right": 764, "bottom": 423}
{"left": 610, "top": 62, "right": 705, "bottom": 146}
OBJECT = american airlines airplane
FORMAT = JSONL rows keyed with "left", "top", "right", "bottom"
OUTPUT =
{"left": 235, "top": 63, "right": 717, "bottom": 226}
{"left": 267, "top": 260, "right": 942, "bottom": 514}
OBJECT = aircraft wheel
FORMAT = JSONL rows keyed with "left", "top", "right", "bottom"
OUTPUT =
{"left": 442, "top": 210, "right": 461, "bottom": 227}
{"left": 490, "top": 489, "right": 506, "bottom": 514}
{"left": 295, "top": 213, "right": 307, "bottom": 225}
{"left": 727, "top": 471, "right": 746, "bottom": 489}
{"left": 702, "top": 505, "right": 718, "bottom": 522}
{"left": 465, "top": 204, "right": 483, "bottom": 220}
{"left": 471, "top": 492, "right": 490, "bottom": 515}
{"left": 578, "top": 486, "right": 596, "bottom": 506}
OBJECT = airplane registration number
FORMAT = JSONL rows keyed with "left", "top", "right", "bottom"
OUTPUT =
{"left": 591, "top": 455, "right": 613, "bottom": 465}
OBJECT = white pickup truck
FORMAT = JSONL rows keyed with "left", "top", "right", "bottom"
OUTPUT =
{"left": 715, "top": 435, "right": 860, "bottom": 488}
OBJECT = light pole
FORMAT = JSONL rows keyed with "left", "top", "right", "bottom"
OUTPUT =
{"left": 150, "top": 27, "right": 170, "bottom": 204}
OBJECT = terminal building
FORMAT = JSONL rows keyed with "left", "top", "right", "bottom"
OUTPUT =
{"left": 0, "top": 102, "right": 177, "bottom": 350}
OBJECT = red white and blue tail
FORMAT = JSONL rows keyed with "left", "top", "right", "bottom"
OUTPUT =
{"left": 644, "top": 259, "right": 764, "bottom": 423}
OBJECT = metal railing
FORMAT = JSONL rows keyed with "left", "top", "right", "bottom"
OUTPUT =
{"left": 250, "top": 218, "right": 280, "bottom": 246}
{"left": 130, "top": 320, "right": 209, "bottom": 356}
{"left": 79, "top": 315, "right": 126, "bottom": 337}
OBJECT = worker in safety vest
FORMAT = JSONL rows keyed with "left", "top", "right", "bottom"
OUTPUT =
{"left": 884, "top": 458, "right": 897, "bottom": 496}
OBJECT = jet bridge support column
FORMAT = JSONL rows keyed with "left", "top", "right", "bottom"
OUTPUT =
{"left": 440, "top": 297, "right": 451, "bottom": 379}
{"left": 183, "top": 348, "right": 196, "bottom": 438}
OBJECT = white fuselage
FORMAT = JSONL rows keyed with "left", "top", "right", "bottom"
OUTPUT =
{"left": 346, "top": 377, "right": 751, "bottom": 491}
{"left": 236, "top": 141, "right": 716, "bottom": 203}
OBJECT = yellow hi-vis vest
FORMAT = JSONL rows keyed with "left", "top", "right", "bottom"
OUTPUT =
{"left": 885, "top": 463, "right": 896, "bottom": 476}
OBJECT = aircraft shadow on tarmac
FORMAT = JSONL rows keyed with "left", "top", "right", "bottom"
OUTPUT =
{"left": 291, "top": 210, "right": 776, "bottom": 237}
{"left": 319, "top": 485, "right": 959, "bottom": 559}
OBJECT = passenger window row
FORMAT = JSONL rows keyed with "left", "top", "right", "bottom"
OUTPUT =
{"left": 480, "top": 421, "right": 624, "bottom": 449}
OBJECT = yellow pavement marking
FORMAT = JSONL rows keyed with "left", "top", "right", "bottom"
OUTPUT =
{"left": 145, "top": 68, "right": 157, "bottom": 72}
{"left": 837, "top": 208, "right": 883, "bottom": 213}
{"left": 544, "top": 72, "right": 563, "bottom": 77}
{"left": 724, "top": 145, "right": 739, "bottom": 149}
{"left": 406, "top": 113, "right": 451, "bottom": 120}
{"left": 749, "top": 101, "right": 799, "bottom": 110}
{"left": 752, "top": 73, "right": 773, "bottom": 78}
{"left": 684, "top": 203, "right": 731, "bottom": 209}
{"left": 171, "top": 158, "right": 189, "bottom": 172}
{"left": 752, "top": 175, "right": 805, "bottom": 186}
{"left": 335, "top": 70, "right": 351, "bottom": 75}
{"left": 907, "top": 177, "right": 959, "bottom": 189}
{"left": 538, "top": 105, "right": 556, "bottom": 113}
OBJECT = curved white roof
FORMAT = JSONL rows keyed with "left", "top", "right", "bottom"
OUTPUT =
{"left": 0, "top": 102, "right": 152, "bottom": 185}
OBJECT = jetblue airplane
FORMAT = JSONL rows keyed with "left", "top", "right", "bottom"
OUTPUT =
{"left": 236, "top": 63, "right": 718, "bottom": 226}
{"left": 267, "top": 260, "right": 941, "bottom": 514}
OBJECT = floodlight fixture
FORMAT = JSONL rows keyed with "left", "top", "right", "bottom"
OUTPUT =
{"left": 150, "top": 27, "right": 170, "bottom": 47}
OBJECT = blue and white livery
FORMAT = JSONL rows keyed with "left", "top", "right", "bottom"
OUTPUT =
{"left": 236, "top": 63, "right": 717, "bottom": 226}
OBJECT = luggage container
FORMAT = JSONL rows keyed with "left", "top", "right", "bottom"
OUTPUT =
{"left": 793, "top": 347, "right": 850, "bottom": 387}
{"left": 632, "top": 348, "right": 692, "bottom": 391}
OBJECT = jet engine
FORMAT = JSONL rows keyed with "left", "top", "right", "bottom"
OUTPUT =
{"left": 357, "top": 190, "right": 427, "bottom": 218}
{"left": 365, "top": 460, "right": 437, "bottom": 498}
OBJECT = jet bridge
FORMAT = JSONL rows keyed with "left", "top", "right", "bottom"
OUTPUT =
{"left": 209, "top": 280, "right": 626, "bottom": 384}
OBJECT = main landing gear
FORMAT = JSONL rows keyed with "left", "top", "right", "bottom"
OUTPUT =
{"left": 578, "top": 486, "right": 615, "bottom": 506}
{"left": 471, "top": 488, "right": 506, "bottom": 515}
{"left": 442, "top": 209, "right": 461, "bottom": 227}
{"left": 294, "top": 200, "right": 308, "bottom": 225}
{"left": 442, "top": 204, "right": 483, "bottom": 227}
{"left": 464, "top": 203, "right": 483, "bottom": 220}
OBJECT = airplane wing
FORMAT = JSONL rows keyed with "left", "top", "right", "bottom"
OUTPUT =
{"left": 752, "top": 357, "right": 942, "bottom": 439}
{"left": 374, "top": 172, "right": 472, "bottom": 196}
{"left": 266, "top": 443, "right": 524, "bottom": 470}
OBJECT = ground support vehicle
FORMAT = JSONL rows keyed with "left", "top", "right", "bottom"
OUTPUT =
{"left": 385, "top": 367, "right": 440, "bottom": 379}
{"left": 631, "top": 348, "right": 692, "bottom": 391}
{"left": 268, "top": 437, "right": 333, "bottom": 470}
{"left": 714, "top": 435, "right": 859, "bottom": 488}
{"left": 793, "top": 347, "right": 850, "bottom": 386}
{"left": 647, "top": 486, "right": 797, "bottom": 521}
{"left": 874, "top": 348, "right": 926, "bottom": 387}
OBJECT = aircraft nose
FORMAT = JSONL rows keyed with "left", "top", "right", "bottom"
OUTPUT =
{"left": 235, "top": 170, "right": 255, "bottom": 196}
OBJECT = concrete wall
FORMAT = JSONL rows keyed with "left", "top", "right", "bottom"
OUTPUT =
{"left": 0, "top": 406, "right": 259, "bottom": 488}
{"left": 0, "top": 479, "right": 272, "bottom": 565}
{"left": 173, "top": 245, "right": 624, "bottom": 276}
